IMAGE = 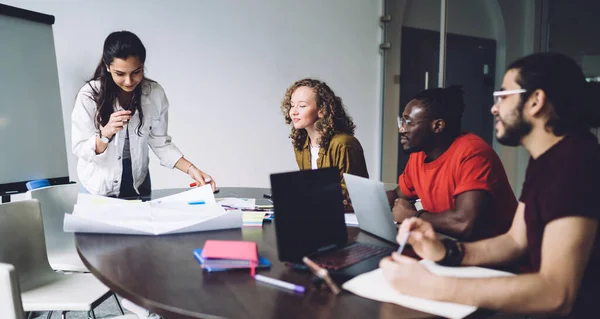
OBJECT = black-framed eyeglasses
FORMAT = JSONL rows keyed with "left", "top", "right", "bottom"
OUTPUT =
{"left": 397, "top": 116, "right": 428, "bottom": 129}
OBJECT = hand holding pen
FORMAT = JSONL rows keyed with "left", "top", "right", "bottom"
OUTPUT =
{"left": 100, "top": 110, "right": 132, "bottom": 139}
{"left": 395, "top": 209, "right": 426, "bottom": 255}
{"left": 302, "top": 256, "right": 341, "bottom": 295}
{"left": 396, "top": 216, "right": 445, "bottom": 261}
{"left": 187, "top": 167, "right": 217, "bottom": 192}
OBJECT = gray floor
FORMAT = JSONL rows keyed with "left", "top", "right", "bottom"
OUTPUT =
{"left": 26, "top": 297, "right": 531, "bottom": 319}
{"left": 30, "top": 296, "right": 132, "bottom": 319}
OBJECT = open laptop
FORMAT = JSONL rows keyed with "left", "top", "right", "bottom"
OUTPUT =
{"left": 270, "top": 168, "right": 394, "bottom": 280}
{"left": 343, "top": 173, "right": 399, "bottom": 244}
{"left": 344, "top": 173, "right": 455, "bottom": 244}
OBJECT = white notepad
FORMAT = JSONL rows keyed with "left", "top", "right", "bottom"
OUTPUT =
{"left": 342, "top": 260, "right": 514, "bottom": 319}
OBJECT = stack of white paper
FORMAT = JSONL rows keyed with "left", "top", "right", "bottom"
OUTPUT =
{"left": 64, "top": 186, "right": 242, "bottom": 235}
{"left": 344, "top": 213, "right": 359, "bottom": 226}
{"left": 342, "top": 260, "right": 514, "bottom": 319}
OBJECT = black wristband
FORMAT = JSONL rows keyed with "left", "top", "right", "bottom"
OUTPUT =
{"left": 437, "top": 239, "right": 465, "bottom": 267}
{"left": 414, "top": 209, "right": 427, "bottom": 218}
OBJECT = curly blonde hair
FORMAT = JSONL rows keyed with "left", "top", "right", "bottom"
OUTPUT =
{"left": 281, "top": 78, "right": 356, "bottom": 151}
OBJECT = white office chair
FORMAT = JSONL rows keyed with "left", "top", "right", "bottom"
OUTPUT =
{"left": 0, "top": 262, "right": 139, "bottom": 319}
{"left": 0, "top": 199, "right": 126, "bottom": 318}
{"left": 25, "top": 183, "right": 88, "bottom": 272}
{"left": 0, "top": 263, "right": 24, "bottom": 319}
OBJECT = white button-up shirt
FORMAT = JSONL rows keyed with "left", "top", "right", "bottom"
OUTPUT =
{"left": 71, "top": 80, "right": 183, "bottom": 196}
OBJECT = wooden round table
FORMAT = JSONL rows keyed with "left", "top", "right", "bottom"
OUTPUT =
{"left": 75, "top": 187, "right": 485, "bottom": 319}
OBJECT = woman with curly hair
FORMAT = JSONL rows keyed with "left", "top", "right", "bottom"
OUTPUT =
{"left": 281, "top": 78, "right": 369, "bottom": 208}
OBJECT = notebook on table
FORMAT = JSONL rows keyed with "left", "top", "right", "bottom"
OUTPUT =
{"left": 342, "top": 260, "right": 514, "bottom": 319}
{"left": 270, "top": 168, "right": 394, "bottom": 282}
{"left": 199, "top": 240, "right": 259, "bottom": 275}
{"left": 194, "top": 248, "right": 271, "bottom": 272}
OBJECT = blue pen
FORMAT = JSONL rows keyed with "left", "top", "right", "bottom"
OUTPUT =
{"left": 188, "top": 200, "right": 206, "bottom": 205}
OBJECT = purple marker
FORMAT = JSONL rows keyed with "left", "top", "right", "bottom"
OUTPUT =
{"left": 254, "top": 274, "right": 305, "bottom": 293}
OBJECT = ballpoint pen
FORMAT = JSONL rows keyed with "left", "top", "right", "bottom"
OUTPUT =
{"left": 396, "top": 232, "right": 411, "bottom": 255}
{"left": 254, "top": 274, "right": 305, "bottom": 294}
{"left": 302, "top": 256, "right": 341, "bottom": 295}
{"left": 189, "top": 178, "right": 213, "bottom": 187}
{"left": 397, "top": 209, "right": 426, "bottom": 255}
{"left": 189, "top": 182, "right": 219, "bottom": 194}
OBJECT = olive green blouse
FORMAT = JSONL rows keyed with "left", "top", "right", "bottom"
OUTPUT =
{"left": 293, "top": 133, "right": 369, "bottom": 194}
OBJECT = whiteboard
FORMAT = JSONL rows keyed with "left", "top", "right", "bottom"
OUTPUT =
{"left": 0, "top": 6, "right": 69, "bottom": 195}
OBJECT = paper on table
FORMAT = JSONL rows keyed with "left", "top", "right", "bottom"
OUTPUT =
{"left": 342, "top": 260, "right": 514, "bottom": 319}
{"left": 216, "top": 197, "right": 256, "bottom": 209}
{"left": 151, "top": 185, "right": 217, "bottom": 204}
{"left": 64, "top": 209, "right": 242, "bottom": 235}
{"left": 64, "top": 186, "right": 242, "bottom": 235}
{"left": 242, "top": 211, "right": 266, "bottom": 227}
{"left": 344, "top": 213, "right": 359, "bottom": 226}
{"left": 77, "top": 193, "right": 140, "bottom": 205}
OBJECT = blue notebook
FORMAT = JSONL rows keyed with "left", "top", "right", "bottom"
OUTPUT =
{"left": 193, "top": 249, "right": 271, "bottom": 272}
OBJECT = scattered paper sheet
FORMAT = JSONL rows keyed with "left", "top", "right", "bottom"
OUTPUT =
{"left": 64, "top": 185, "right": 242, "bottom": 235}
{"left": 344, "top": 213, "right": 359, "bottom": 226}
{"left": 216, "top": 197, "right": 256, "bottom": 209}
{"left": 150, "top": 186, "right": 217, "bottom": 204}
{"left": 342, "top": 260, "right": 514, "bottom": 319}
{"left": 77, "top": 193, "right": 140, "bottom": 205}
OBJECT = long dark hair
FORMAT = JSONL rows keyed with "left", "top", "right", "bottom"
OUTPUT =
{"left": 87, "top": 30, "right": 149, "bottom": 135}
{"left": 508, "top": 52, "right": 600, "bottom": 135}
{"left": 280, "top": 78, "right": 356, "bottom": 151}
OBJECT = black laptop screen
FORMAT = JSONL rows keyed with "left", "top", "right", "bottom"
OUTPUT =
{"left": 270, "top": 167, "right": 348, "bottom": 263}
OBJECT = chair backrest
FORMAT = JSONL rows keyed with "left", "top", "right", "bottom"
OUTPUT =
{"left": 0, "top": 263, "right": 24, "bottom": 319}
{"left": 0, "top": 200, "right": 54, "bottom": 291}
{"left": 25, "top": 183, "right": 79, "bottom": 254}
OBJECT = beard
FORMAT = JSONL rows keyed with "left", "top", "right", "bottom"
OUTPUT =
{"left": 400, "top": 133, "right": 434, "bottom": 154}
{"left": 401, "top": 145, "right": 421, "bottom": 154}
{"left": 400, "top": 138, "right": 421, "bottom": 153}
{"left": 496, "top": 101, "right": 532, "bottom": 146}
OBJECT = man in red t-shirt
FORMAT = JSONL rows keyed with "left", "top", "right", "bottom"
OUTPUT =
{"left": 390, "top": 86, "right": 516, "bottom": 241}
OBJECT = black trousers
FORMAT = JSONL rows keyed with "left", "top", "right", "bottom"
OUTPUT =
{"left": 118, "top": 158, "right": 151, "bottom": 198}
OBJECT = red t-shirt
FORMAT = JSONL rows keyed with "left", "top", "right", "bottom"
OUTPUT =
{"left": 399, "top": 132, "right": 516, "bottom": 241}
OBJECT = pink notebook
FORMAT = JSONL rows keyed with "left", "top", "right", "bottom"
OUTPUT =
{"left": 201, "top": 240, "right": 258, "bottom": 275}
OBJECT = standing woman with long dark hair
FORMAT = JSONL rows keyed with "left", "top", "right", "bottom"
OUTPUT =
{"left": 72, "top": 31, "right": 215, "bottom": 197}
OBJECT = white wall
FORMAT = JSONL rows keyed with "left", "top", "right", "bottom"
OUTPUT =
{"left": 3, "top": 0, "right": 383, "bottom": 189}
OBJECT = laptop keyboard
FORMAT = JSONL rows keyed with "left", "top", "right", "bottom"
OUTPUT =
{"left": 311, "top": 243, "right": 394, "bottom": 271}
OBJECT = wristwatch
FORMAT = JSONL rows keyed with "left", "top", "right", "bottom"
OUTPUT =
{"left": 98, "top": 131, "right": 112, "bottom": 144}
